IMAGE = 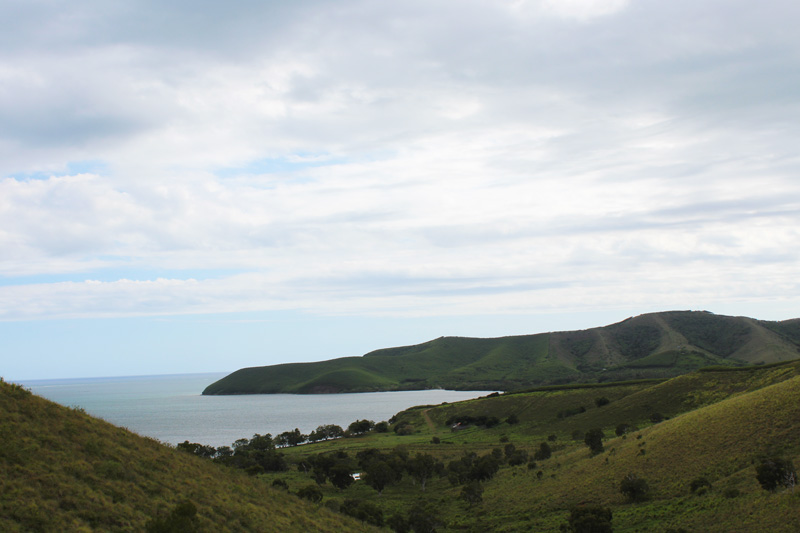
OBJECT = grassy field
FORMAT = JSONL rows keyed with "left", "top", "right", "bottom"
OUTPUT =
{"left": 203, "top": 311, "right": 800, "bottom": 395}
{"left": 0, "top": 378, "right": 378, "bottom": 532}
{"left": 242, "top": 361, "right": 800, "bottom": 532}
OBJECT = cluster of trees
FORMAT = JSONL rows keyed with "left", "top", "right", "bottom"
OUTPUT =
{"left": 178, "top": 433, "right": 288, "bottom": 475}
{"left": 176, "top": 419, "right": 389, "bottom": 472}
{"left": 297, "top": 447, "right": 447, "bottom": 496}
{"left": 326, "top": 498, "right": 441, "bottom": 531}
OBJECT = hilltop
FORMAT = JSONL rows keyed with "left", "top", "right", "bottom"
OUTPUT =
{"left": 203, "top": 311, "right": 800, "bottom": 394}
{"left": 0, "top": 378, "right": 377, "bottom": 532}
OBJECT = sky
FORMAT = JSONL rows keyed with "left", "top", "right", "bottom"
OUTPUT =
{"left": 2, "top": 0, "right": 800, "bottom": 380}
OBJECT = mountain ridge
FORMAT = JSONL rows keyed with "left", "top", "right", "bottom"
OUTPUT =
{"left": 203, "top": 311, "right": 800, "bottom": 395}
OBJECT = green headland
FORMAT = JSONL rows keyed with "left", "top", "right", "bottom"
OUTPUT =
{"left": 203, "top": 310, "right": 800, "bottom": 394}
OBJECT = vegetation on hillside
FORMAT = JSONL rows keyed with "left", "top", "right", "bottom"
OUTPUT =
{"left": 177, "top": 361, "right": 800, "bottom": 531}
{"left": 0, "top": 378, "right": 377, "bottom": 532}
{"left": 204, "top": 311, "right": 800, "bottom": 395}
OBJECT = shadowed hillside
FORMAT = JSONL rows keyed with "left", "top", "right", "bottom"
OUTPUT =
{"left": 204, "top": 311, "right": 800, "bottom": 394}
{"left": 0, "top": 379, "right": 377, "bottom": 532}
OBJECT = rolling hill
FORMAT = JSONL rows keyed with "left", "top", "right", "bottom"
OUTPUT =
{"left": 262, "top": 360, "right": 800, "bottom": 532}
{"left": 203, "top": 311, "right": 800, "bottom": 394}
{"left": 0, "top": 378, "right": 377, "bottom": 532}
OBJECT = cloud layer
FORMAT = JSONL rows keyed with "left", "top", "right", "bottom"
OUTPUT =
{"left": 2, "top": 0, "right": 800, "bottom": 322}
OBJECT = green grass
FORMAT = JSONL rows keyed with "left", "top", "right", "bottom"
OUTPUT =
{"left": 6, "top": 359, "right": 800, "bottom": 531}
{"left": 204, "top": 311, "right": 800, "bottom": 395}
{"left": 0, "top": 378, "right": 378, "bottom": 532}
{"left": 262, "top": 361, "right": 800, "bottom": 531}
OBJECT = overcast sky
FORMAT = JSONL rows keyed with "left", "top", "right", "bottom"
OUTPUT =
{"left": 3, "top": 0, "right": 800, "bottom": 380}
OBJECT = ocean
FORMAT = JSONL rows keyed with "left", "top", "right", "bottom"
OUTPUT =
{"left": 21, "top": 373, "right": 492, "bottom": 447}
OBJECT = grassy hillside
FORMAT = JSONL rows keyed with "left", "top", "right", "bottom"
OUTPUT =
{"left": 0, "top": 379, "right": 377, "bottom": 532}
{"left": 204, "top": 311, "right": 800, "bottom": 394}
{"left": 239, "top": 361, "right": 800, "bottom": 532}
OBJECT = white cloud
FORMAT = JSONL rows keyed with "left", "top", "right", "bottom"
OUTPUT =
{"left": 1, "top": 0, "right": 799, "bottom": 325}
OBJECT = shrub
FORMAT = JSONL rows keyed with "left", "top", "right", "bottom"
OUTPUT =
{"left": 620, "top": 473, "right": 650, "bottom": 502}
{"left": 431, "top": 436, "right": 440, "bottom": 444}
{"left": 689, "top": 477, "right": 712, "bottom": 494}
{"left": 271, "top": 478, "right": 288, "bottom": 490}
{"left": 296, "top": 484, "right": 323, "bottom": 503}
{"left": 340, "top": 499, "right": 384, "bottom": 527}
{"left": 594, "top": 397, "right": 610, "bottom": 407}
{"left": 756, "top": 457, "right": 797, "bottom": 492}
{"left": 615, "top": 423, "right": 633, "bottom": 437}
{"left": 506, "top": 414, "right": 520, "bottom": 424}
{"left": 584, "top": 429, "right": 605, "bottom": 455}
{"left": 534, "top": 442, "right": 552, "bottom": 461}
{"left": 145, "top": 501, "right": 199, "bottom": 533}
{"left": 562, "top": 505, "right": 613, "bottom": 533}
{"left": 460, "top": 481, "right": 484, "bottom": 507}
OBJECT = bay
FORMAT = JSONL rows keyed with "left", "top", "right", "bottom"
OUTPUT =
{"left": 21, "top": 373, "right": 493, "bottom": 447}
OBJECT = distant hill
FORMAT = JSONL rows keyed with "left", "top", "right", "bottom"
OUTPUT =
{"left": 0, "top": 379, "right": 377, "bottom": 532}
{"left": 203, "top": 311, "right": 800, "bottom": 395}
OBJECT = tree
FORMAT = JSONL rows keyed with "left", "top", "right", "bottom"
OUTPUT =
{"left": 534, "top": 442, "right": 552, "bottom": 461}
{"left": 296, "top": 484, "right": 323, "bottom": 503}
{"left": 276, "top": 428, "right": 306, "bottom": 447}
{"left": 348, "top": 419, "right": 375, "bottom": 435}
{"left": 594, "top": 397, "right": 610, "bottom": 407}
{"left": 365, "top": 460, "right": 395, "bottom": 495}
{"left": 584, "top": 429, "right": 605, "bottom": 455}
{"left": 562, "top": 505, "right": 613, "bottom": 533}
{"left": 460, "top": 481, "right": 484, "bottom": 507}
{"left": 407, "top": 502, "right": 441, "bottom": 533}
{"left": 756, "top": 457, "right": 797, "bottom": 492}
{"left": 620, "top": 473, "right": 650, "bottom": 502}
{"left": 340, "top": 499, "right": 384, "bottom": 527}
{"left": 329, "top": 463, "right": 355, "bottom": 490}
{"left": 408, "top": 453, "right": 443, "bottom": 491}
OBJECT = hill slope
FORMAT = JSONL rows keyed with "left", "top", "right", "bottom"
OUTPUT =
{"left": 203, "top": 311, "right": 800, "bottom": 394}
{"left": 0, "top": 379, "right": 376, "bottom": 532}
{"left": 263, "top": 361, "right": 800, "bottom": 532}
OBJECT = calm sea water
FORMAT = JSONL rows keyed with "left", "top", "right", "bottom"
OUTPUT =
{"left": 21, "top": 373, "right": 492, "bottom": 447}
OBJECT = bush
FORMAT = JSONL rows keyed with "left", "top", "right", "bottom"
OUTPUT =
{"left": 620, "top": 473, "right": 650, "bottom": 502}
{"left": 506, "top": 414, "right": 520, "bottom": 424}
{"left": 146, "top": 501, "right": 199, "bottom": 533}
{"left": 296, "top": 484, "right": 323, "bottom": 503}
{"left": 594, "top": 397, "right": 610, "bottom": 407}
{"left": 756, "top": 457, "right": 797, "bottom": 492}
{"left": 534, "top": 442, "right": 552, "bottom": 461}
{"left": 614, "top": 423, "right": 633, "bottom": 436}
{"left": 340, "top": 499, "right": 384, "bottom": 527}
{"left": 562, "top": 505, "right": 613, "bottom": 533}
{"left": 460, "top": 481, "right": 484, "bottom": 507}
{"left": 584, "top": 429, "right": 605, "bottom": 455}
{"left": 689, "top": 477, "right": 712, "bottom": 494}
